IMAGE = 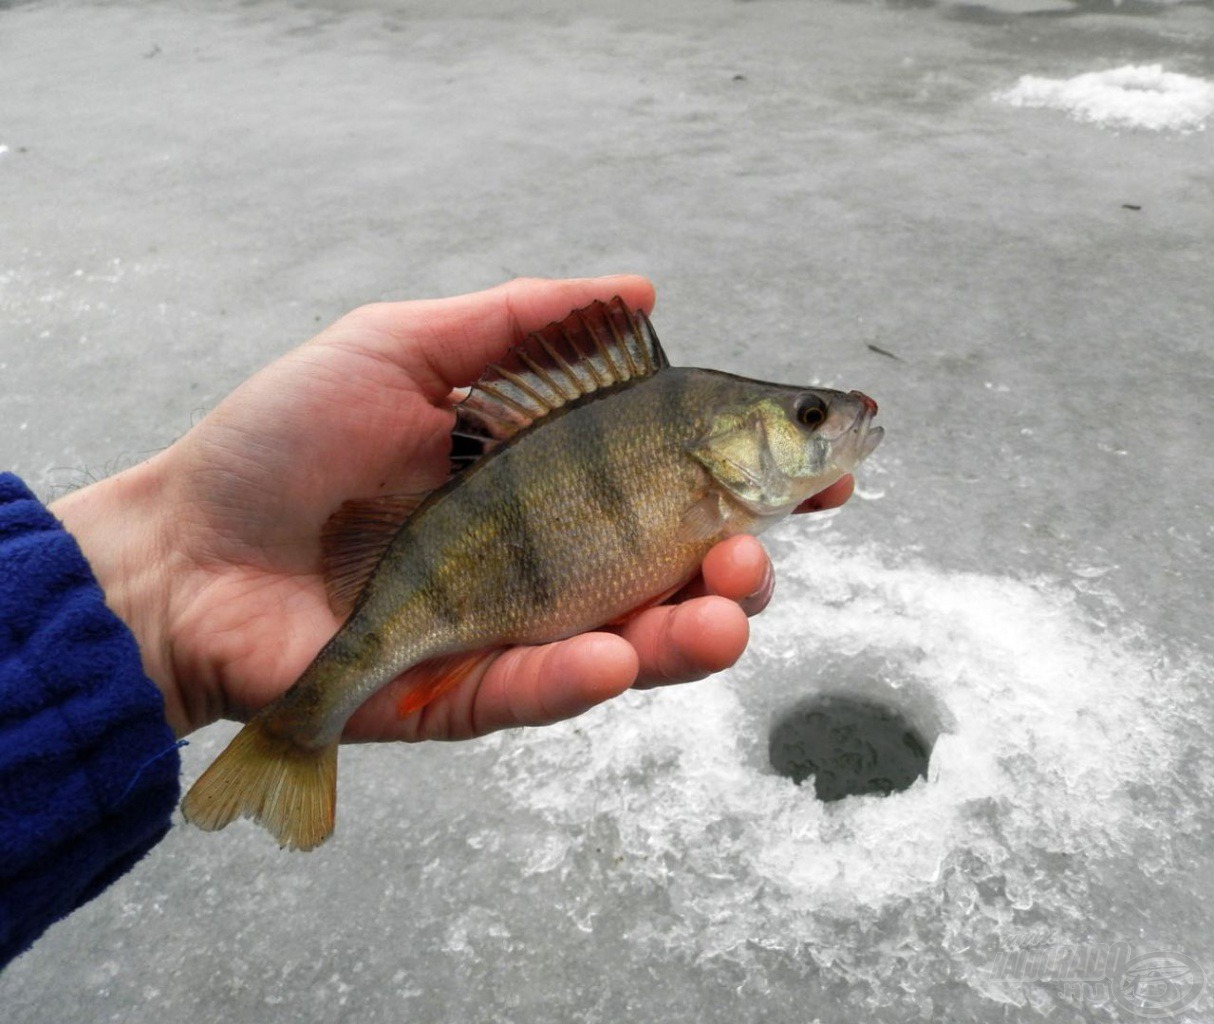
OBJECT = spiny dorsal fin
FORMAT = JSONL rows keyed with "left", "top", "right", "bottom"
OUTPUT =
{"left": 321, "top": 493, "right": 427, "bottom": 615}
{"left": 452, "top": 296, "right": 668, "bottom": 465}
{"left": 322, "top": 299, "right": 667, "bottom": 613}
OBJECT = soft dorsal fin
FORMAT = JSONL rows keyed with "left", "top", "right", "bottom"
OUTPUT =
{"left": 451, "top": 296, "right": 668, "bottom": 469}
{"left": 321, "top": 493, "right": 427, "bottom": 615}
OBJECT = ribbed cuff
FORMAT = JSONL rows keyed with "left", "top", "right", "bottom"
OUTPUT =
{"left": 0, "top": 473, "right": 181, "bottom": 967}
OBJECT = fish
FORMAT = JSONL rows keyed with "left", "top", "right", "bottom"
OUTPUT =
{"left": 181, "top": 297, "right": 883, "bottom": 850}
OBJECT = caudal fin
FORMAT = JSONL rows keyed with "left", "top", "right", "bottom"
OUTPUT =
{"left": 181, "top": 718, "right": 338, "bottom": 852}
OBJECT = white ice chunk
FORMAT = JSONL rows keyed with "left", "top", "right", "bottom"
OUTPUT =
{"left": 996, "top": 64, "right": 1214, "bottom": 131}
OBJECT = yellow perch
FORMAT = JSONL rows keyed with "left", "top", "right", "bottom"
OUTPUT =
{"left": 182, "top": 298, "right": 883, "bottom": 850}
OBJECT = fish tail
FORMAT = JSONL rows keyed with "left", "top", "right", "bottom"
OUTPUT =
{"left": 181, "top": 716, "right": 338, "bottom": 852}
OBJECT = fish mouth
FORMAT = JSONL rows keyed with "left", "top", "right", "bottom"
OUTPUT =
{"left": 846, "top": 390, "right": 883, "bottom": 464}
{"left": 858, "top": 423, "right": 884, "bottom": 460}
{"left": 791, "top": 390, "right": 883, "bottom": 515}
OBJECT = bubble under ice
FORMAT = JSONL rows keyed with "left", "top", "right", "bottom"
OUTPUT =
{"left": 473, "top": 530, "right": 1200, "bottom": 1011}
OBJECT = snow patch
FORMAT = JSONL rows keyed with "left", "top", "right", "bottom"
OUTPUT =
{"left": 997, "top": 64, "right": 1214, "bottom": 131}
{"left": 477, "top": 534, "right": 1198, "bottom": 993}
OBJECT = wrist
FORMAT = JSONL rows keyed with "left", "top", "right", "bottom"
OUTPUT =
{"left": 50, "top": 456, "right": 189, "bottom": 735}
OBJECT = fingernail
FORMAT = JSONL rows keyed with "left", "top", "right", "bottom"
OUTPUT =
{"left": 745, "top": 563, "right": 775, "bottom": 610}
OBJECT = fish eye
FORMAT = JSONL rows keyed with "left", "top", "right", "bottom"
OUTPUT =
{"left": 795, "top": 395, "right": 828, "bottom": 429}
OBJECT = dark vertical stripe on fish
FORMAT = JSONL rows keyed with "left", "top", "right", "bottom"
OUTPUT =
{"left": 576, "top": 401, "right": 644, "bottom": 552}
{"left": 399, "top": 534, "right": 462, "bottom": 627}
{"left": 422, "top": 562, "right": 463, "bottom": 627}
{"left": 499, "top": 463, "right": 554, "bottom": 611}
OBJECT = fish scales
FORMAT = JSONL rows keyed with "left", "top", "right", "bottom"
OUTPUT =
{"left": 181, "top": 297, "right": 883, "bottom": 850}
{"left": 363, "top": 371, "right": 716, "bottom": 663}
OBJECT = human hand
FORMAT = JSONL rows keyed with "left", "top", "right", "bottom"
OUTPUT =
{"left": 51, "top": 277, "right": 852, "bottom": 742}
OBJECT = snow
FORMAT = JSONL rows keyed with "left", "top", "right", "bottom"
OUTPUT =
{"left": 997, "top": 65, "right": 1214, "bottom": 132}
{"left": 483, "top": 534, "right": 1198, "bottom": 995}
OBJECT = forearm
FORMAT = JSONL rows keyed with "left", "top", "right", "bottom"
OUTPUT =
{"left": 0, "top": 473, "right": 182, "bottom": 968}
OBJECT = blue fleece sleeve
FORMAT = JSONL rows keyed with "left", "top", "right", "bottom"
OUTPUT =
{"left": 0, "top": 473, "right": 181, "bottom": 969}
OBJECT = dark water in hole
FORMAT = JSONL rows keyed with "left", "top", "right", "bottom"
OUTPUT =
{"left": 768, "top": 695, "right": 932, "bottom": 801}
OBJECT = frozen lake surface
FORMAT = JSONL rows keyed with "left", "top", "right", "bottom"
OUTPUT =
{"left": 2, "top": 0, "right": 1213, "bottom": 1021}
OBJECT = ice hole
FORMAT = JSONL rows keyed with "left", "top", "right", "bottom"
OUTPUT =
{"left": 768, "top": 694, "right": 933, "bottom": 800}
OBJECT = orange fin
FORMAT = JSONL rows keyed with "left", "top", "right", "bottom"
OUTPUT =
{"left": 396, "top": 649, "right": 497, "bottom": 719}
{"left": 321, "top": 493, "right": 430, "bottom": 616}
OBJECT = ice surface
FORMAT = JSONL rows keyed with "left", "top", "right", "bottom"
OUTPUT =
{"left": 2, "top": 0, "right": 1213, "bottom": 1021}
{"left": 997, "top": 65, "right": 1214, "bottom": 132}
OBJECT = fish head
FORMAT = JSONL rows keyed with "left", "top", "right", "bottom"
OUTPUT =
{"left": 690, "top": 384, "right": 883, "bottom": 517}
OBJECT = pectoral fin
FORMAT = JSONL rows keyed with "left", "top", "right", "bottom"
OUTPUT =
{"left": 675, "top": 492, "right": 727, "bottom": 545}
{"left": 395, "top": 649, "right": 498, "bottom": 719}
